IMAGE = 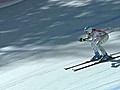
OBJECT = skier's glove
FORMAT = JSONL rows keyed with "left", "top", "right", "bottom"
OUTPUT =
{"left": 79, "top": 38, "right": 86, "bottom": 42}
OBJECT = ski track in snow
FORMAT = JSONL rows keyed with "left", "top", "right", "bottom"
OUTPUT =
{"left": 0, "top": 57, "right": 74, "bottom": 90}
{"left": 0, "top": 0, "right": 120, "bottom": 90}
{"left": 0, "top": 64, "right": 65, "bottom": 90}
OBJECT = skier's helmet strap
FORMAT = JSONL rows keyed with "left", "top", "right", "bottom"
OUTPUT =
{"left": 84, "top": 26, "right": 92, "bottom": 33}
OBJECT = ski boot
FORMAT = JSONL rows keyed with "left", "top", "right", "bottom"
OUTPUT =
{"left": 91, "top": 52, "right": 102, "bottom": 61}
{"left": 100, "top": 53, "right": 111, "bottom": 62}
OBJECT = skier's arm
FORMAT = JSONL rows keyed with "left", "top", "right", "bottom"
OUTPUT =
{"left": 79, "top": 33, "right": 92, "bottom": 42}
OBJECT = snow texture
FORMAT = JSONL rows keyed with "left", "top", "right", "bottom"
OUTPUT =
{"left": 0, "top": 0, "right": 120, "bottom": 90}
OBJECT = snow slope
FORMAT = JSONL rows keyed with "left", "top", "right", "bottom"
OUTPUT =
{"left": 0, "top": 0, "right": 120, "bottom": 90}
{"left": 0, "top": 0, "right": 24, "bottom": 9}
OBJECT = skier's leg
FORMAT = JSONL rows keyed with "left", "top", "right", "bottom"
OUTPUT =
{"left": 97, "top": 34, "right": 110, "bottom": 61}
{"left": 97, "top": 34, "right": 109, "bottom": 55}
{"left": 97, "top": 42, "right": 107, "bottom": 55}
{"left": 91, "top": 41, "right": 101, "bottom": 60}
{"left": 91, "top": 41, "right": 99, "bottom": 54}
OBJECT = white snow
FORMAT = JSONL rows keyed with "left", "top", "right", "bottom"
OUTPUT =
{"left": 0, "top": 0, "right": 120, "bottom": 90}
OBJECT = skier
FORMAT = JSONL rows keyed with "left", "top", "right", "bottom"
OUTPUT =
{"left": 79, "top": 26, "right": 111, "bottom": 61}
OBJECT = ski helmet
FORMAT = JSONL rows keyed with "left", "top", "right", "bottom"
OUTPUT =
{"left": 84, "top": 26, "right": 92, "bottom": 33}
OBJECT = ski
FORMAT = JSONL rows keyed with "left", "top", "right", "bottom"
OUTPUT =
{"left": 73, "top": 55, "right": 120, "bottom": 72}
{"left": 64, "top": 60, "right": 94, "bottom": 70}
{"left": 110, "top": 52, "right": 120, "bottom": 56}
{"left": 73, "top": 60, "right": 106, "bottom": 72}
{"left": 64, "top": 52, "right": 120, "bottom": 70}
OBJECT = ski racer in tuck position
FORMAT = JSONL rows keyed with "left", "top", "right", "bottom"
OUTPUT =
{"left": 79, "top": 26, "right": 112, "bottom": 61}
